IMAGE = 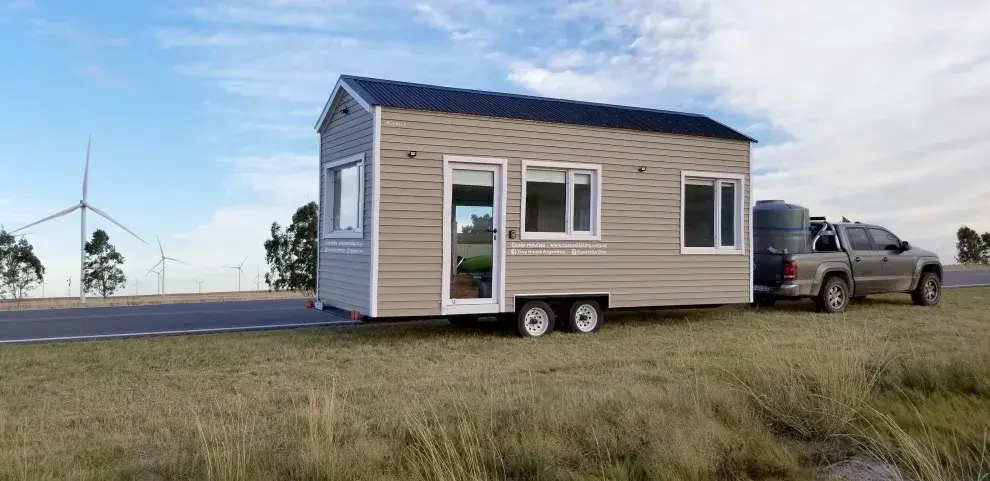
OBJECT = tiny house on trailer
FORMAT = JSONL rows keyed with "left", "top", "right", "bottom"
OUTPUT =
{"left": 313, "top": 75, "right": 757, "bottom": 337}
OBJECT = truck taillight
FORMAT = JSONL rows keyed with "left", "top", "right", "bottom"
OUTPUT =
{"left": 782, "top": 260, "right": 797, "bottom": 281}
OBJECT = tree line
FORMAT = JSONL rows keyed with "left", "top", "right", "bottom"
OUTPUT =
{"left": 0, "top": 228, "right": 128, "bottom": 300}
{"left": 956, "top": 225, "right": 990, "bottom": 265}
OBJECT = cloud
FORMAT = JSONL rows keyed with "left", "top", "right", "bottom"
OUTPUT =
{"left": 80, "top": 65, "right": 128, "bottom": 90}
{"left": 26, "top": 17, "right": 127, "bottom": 47}
{"left": 416, "top": 0, "right": 990, "bottom": 261}
{"left": 6, "top": 0, "right": 33, "bottom": 10}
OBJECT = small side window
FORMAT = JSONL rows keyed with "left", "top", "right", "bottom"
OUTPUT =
{"left": 846, "top": 227, "right": 873, "bottom": 251}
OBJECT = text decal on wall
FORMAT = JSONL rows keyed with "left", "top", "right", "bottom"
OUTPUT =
{"left": 508, "top": 242, "right": 607, "bottom": 256}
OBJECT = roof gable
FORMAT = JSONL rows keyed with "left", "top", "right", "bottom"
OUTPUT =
{"left": 316, "top": 75, "right": 755, "bottom": 143}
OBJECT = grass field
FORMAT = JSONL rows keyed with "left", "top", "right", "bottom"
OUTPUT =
{"left": 1, "top": 288, "right": 988, "bottom": 480}
{"left": 0, "top": 289, "right": 311, "bottom": 312}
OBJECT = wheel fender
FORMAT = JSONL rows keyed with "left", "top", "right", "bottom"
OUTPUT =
{"left": 811, "top": 263, "right": 853, "bottom": 296}
{"left": 908, "top": 259, "right": 942, "bottom": 291}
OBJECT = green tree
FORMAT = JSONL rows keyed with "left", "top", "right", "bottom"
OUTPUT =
{"left": 83, "top": 229, "right": 127, "bottom": 299}
{"left": 0, "top": 228, "right": 46, "bottom": 300}
{"left": 460, "top": 213, "right": 494, "bottom": 234}
{"left": 955, "top": 225, "right": 990, "bottom": 265}
{"left": 264, "top": 201, "right": 318, "bottom": 293}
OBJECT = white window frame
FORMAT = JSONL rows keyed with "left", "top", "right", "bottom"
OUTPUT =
{"left": 323, "top": 152, "right": 365, "bottom": 239}
{"left": 680, "top": 170, "right": 745, "bottom": 255}
{"left": 520, "top": 160, "right": 602, "bottom": 241}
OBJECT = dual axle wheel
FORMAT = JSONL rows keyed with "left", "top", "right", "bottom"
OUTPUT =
{"left": 514, "top": 299, "right": 603, "bottom": 338}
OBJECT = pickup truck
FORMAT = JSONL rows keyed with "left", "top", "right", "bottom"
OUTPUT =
{"left": 752, "top": 220, "right": 943, "bottom": 313}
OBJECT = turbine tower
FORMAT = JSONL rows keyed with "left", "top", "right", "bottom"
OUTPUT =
{"left": 10, "top": 136, "right": 148, "bottom": 304}
{"left": 223, "top": 257, "right": 248, "bottom": 292}
{"left": 146, "top": 235, "right": 189, "bottom": 295}
{"left": 253, "top": 265, "right": 262, "bottom": 290}
{"left": 196, "top": 280, "right": 205, "bottom": 294}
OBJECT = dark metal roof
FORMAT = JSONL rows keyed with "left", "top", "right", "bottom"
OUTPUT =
{"left": 340, "top": 75, "right": 756, "bottom": 143}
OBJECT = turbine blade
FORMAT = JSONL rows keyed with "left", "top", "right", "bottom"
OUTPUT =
{"left": 164, "top": 257, "right": 189, "bottom": 265}
{"left": 239, "top": 256, "right": 247, "bottom": 268}
{"left": 83, "top": 135, "right": 91, "bottom": 201}
{"left": 145, "top": 259, "right": 163, "bottom": 275}
{"left": 86, "top": 204, "right": 148, "bottom": 244}
{"left": 157, "top": 235, "right": 164, "bottom": 257}
{"left": 11, "top": 204, "right": 81, "bottom": 233}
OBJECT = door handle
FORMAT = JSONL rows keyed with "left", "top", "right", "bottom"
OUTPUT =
{"left": 882, "top": 256, "right": 889, "bottom": 262}
{"left": 854, "top": 257, "right": 861, "bottom": 262}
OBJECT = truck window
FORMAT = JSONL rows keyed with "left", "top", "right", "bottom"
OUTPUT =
{"left": 846, "top": 227, "right": 873, "bottom": 251}
{"left": 868, "top": 228, "right": 901, "bottom": 250}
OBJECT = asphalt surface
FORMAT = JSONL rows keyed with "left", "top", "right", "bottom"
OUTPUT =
{"left": 0, "top": 270, "right": 987, "bottom": 345}
{"left": 0, "top": 299, "right": 357, "bottom": 344}
{"left": 944, "top": 269, "right": 990, "bottom": 288}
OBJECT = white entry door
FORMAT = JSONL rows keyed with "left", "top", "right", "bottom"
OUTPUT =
{"left": 441, "top": 156, "right": 506, "bottom": 315}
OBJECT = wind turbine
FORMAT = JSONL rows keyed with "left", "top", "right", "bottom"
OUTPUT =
{"left": 253, "top": 265, "right": 262, "bottom": 290}
{"left": 196, "top": 280, "right": 205, "bottom": 294}
{"left": 145, "top": 267, "right": 162, "bottom": 295}
{"left": 145, "top": 235, "right": 189, "bottom": 295}
{"left": 133, "top": 279, "right": 142, "bottom": 295}
{"left": 223, "top": 257, "right": 248, "bottom": 292}
{"left": 10, "top": 136, "right": 148, "bottom": 304}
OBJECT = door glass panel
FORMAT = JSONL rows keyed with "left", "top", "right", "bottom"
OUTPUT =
{"left": 450, "top": 168, "right": 495, "bottom": 300}
{"left": 847, "top": 227, "right": 873, "bottom": 251}
{"left": 868, "top": 228, "right": 900, "bottom": 250}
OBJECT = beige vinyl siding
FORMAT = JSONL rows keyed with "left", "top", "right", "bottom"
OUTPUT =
{"left": 377, "top": 108, "right": 751, "bottom": 318}
{"left": 317, "top": 90, "right": 373, "bottom": 314}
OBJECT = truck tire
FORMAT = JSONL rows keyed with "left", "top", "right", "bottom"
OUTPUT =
{"left": 516, "top": 300, "right": 555, "bottom": 338}
{"left": 911, "top": 271, "right": 941, "bottom": 307}
{"left": 815, "top": 276, "right": 849, "bottom": 314}
{"left": 566, "top": 299, "right": 603, "bottom": 334}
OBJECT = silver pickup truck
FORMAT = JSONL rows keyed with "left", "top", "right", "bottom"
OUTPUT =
{"left": 752, "top": 219, "right": 943, "bottom": 313}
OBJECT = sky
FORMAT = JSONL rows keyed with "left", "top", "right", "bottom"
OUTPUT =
{"left": 1, "top": 0, "right": 988, "bottom": 297}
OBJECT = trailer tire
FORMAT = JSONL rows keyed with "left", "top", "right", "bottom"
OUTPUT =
{"left": 516, "top": 300, "right": 555, "bottom": 338}
{"left": 815, "top": 276, "right": 849, "bottom": 314}
{"left": 566, "top": 299, "right": 603, "bottom": 334}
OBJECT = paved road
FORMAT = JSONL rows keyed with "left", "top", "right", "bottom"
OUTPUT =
{"left": 1, "top": 270, "right": 987, "bottom": 345}
{"left": 944, "top": 269, "right": 990, "bottom": 288}
{"left": 0, "top": 299, "right": 357, "bottom": 344}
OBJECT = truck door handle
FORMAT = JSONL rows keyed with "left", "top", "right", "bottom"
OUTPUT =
{"left": 854, "top": 257, "right": 861, "bottom": 262}
{"left": 882, "top": 256, "right": 889, "bottom": 262}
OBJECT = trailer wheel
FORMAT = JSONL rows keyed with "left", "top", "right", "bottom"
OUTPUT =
{"left": 516, "top": 300, "right": 555, "bottom": 338}
{"left": 567, "top": 299, "right": 603, "bottom": 334}
{"left": 815, "top": 276, "right": 849, "bottom": 314}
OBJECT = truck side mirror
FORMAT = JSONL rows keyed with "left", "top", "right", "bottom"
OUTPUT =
{"left": 900, "top": 241, "right": 911, "bottom": 251}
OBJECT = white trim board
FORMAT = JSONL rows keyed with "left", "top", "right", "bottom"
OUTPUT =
{"left": 370, "top": 106, "right": 382, "bottom": 317}
{"left": 323, "top": 152, "right": 366, "bottom": 239}
{"left": 679, "top": 170, "right": 747, "bottom": 255}
{"left": 748, "top": 145, "right": 754, "bottom": 303}
{"left": 314, "top": 78, "right": 373, "bottom": 132}
{"left": 519, "top": 159, "right": 603, "bottom": 242}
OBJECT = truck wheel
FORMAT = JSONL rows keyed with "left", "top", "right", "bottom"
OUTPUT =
{"left": 516, "top": 300, "right": 555, "bottom": 338}
{"left": 566, "top": 299, "right": 603, "bottom": 334}
{"left": 911, "top": 272, "right": 941, "bottom": 307}
{"left": 815, "top": 276, "right": 849, "bottom": 314}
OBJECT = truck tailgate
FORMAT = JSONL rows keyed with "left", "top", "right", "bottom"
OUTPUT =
{"left": 753, "top": 253, "right": 785, "bottom": 285}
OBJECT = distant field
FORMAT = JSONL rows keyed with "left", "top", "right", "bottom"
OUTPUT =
{"left": 0, "top": 288, "right": 987, "bottom": 480}
{"left": 0, "top": 290, "right": 311, "bottom": 311}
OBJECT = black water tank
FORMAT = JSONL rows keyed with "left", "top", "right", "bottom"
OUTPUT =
{"left": 754, "top": 200, "right": 811, "bottom": 253}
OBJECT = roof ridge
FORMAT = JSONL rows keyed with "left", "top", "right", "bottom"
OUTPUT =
{"left": 339, "top": 74, "right": 708, "bottom": 119}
